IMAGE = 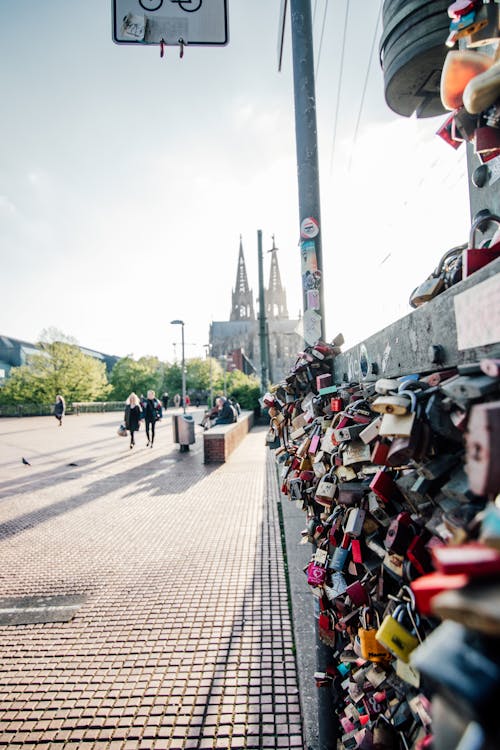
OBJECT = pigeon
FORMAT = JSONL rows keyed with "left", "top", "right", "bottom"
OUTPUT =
{"left": 22, "top": 457, "right": 31, "bottom": 466}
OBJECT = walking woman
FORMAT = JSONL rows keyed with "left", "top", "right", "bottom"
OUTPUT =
{"left": 144, "top": 389, "right": 162, "bottom": 448}
{"left": 54, "top": 395, "right": 65, "bottom": 427}
{"left": 124, "top": 393, "right": 142, "bottom": 449}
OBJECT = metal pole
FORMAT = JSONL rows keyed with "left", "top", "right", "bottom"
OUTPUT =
{"left": 181, "top": 323, "right": 186, "bottom": 414}
{"left": 290, "top": 4, "right": 334, "bottom": 746}
{"left": 257, "top": 229, "right": 269, "bottom": 392}
{"left": 290, "top": 0, "right": 326, "bottom": 345}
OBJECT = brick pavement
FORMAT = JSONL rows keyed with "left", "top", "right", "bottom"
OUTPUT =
{"left": 0, "top": 413, "right": 304, "bottom": 749}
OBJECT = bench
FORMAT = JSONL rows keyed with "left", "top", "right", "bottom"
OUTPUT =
{"left": 203, "top": 410, "right": 254, "bottom": 464}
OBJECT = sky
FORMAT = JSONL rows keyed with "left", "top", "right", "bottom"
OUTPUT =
{"left": 1, "top": 0, "right": 471, "bottom": 364}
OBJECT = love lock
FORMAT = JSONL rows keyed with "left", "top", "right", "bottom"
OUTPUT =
{"left": 463, "top": 214, "right": 500, "bottom": 278}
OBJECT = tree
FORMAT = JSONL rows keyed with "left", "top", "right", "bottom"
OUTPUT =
{"left": 109, "top": 356, "right": 163, "bottom": 401}
{"left": 226, "top": 369, "right": 261, "bottom": 410}
{"left": 0, "top": 341, "right": 111, "bottom": 405}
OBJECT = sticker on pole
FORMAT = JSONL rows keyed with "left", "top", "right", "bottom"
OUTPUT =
{"left": 303, "top": 309, "right": 322, "bottom": 346}
{"left": 300, "top": 217, "right": 319, "bottom": 239}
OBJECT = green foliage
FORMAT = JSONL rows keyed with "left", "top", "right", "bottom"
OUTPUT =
{"left": 0, "top": 341, "right": 111, "bottom": 405}
{"left": 226, "top": 369, "right": 261, "bottom": 410}
{"left": 110, "top": 356, "right": 163, "bottom": 400}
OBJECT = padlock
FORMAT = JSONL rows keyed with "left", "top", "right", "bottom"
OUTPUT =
{"left": 312, "top": 451, "right": 328, "bottom": 478}
{"left": 432, "top": 541, "right": 500, "bottom": 577}
{"left": 376, "top": 601, "right": 420, "bottom": 663}
{"left": 374, "top": 378, "right": 399, "bottom": 395}
{"left": 337, "top": 482, "right": 369, "bottom": 506}
{"left": 318, "top": 607, "right": 337, "bottom": 647}
{"left": 308, "top": 424, "right": 322, "bottom": 455}
{"left": 358, "top": 607, "right": 391, "bottom": 664}
{"left": 474, "top": 124, "right": 500, "bottom": 155}
{"left": 316, "top": 372, "right": 332, "bottom": 391}
{"left": 441, "top": 370, "right": 499, "bottom": 404}
{"left": 334, "top": 422, "right": 366, "bottom": 443}
{"left": 329, "top": 533, "right": 351, "bottom": 572}
{"left": 325, "top": 571, "right": 348, "bottom": 600}
{"left": 448, "top": 1, "right": 481, "bottom": 21}
{"left": 331, "top": 397, "right": 344, "bottom": 412}
{"left": 465, "top": 400, "right": 500, "bottom": 495}
{"left": 367, "top": 493, "right": 392, "bottom": 527}
{"left": 370, "top": 469, "right": 405, "bottom": 506}
{"left": 360, "top": 416, "right": 382, "bottom": 445}
{"left": 346, "top": 578, "right": 369, "bottom": 607}
{"left": 342, "top": 441, "right": 372, "bottom": 466}
{"left": 335, "top": 465, "right": 358, "bottom": 482}
{"left": 464, "top": 0, "right": 500, "bottom": 47}
{"left": 384, "top": 512, "right": 416, "bottom": 556}
{"left": 410, "top": 620, "right": 500, "bottom": 720}
{"left": 371, "top": 394, "right": 413, "bottom": 415}
{"left": 315, "top": 470, "right": 337, "bottom": 507}
{"left": 307, "top": 560, "right": 327, "bottom": 587}
{"left": 343, "top": 507, "right": 367, "bottom": 537}
{"left": 372, "top": 714, "right": 399, "bottom": 749}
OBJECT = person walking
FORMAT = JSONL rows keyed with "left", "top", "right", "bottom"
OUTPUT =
{"left": 173, "top": 393, "right": 181, "bottom": 409}
{"left": 144, "top": 389, "right": 162, "bottom": 448}
{"left": 124, "top": 393, "right": 142, "bottom": 449}
{"left": 161, "top": 392, "right": 169, "bottom": 410}
{"left": 54, "top": 395, "right": 65, "bottom": 427}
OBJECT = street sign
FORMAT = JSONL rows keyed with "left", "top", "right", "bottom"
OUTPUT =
{"left": 112, "top": 0, "right": 229, "bottom": 46}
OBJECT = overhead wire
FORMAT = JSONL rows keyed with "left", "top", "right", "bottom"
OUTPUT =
{"left": 328, "top": 0, "right": 350, "bottom": 174}
{"left": 315, "top": 1, "right": 329, "bottom": 79}
{"left": 347, "top": 0, "right": 383, "bottom": 173}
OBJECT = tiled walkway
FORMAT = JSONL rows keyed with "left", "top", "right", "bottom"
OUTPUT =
{"left": 0, "top": 413, "right": 304, "bottom": 749}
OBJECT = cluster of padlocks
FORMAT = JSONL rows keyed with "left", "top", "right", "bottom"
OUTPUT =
{"left": 268, "top": 339, "right": 500, "bottom": 749}
{"left": 438, "top": 1, "right": 500, "bottom": 160}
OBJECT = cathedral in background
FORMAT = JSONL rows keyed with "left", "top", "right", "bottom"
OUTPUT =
{"left": 209, "top": 236, "right": 302, "bottom": 386}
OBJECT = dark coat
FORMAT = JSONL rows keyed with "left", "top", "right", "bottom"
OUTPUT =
{"left": 124, "top": 404, "right": 142, "bottom": 431}
{"left": 54, "top": 400, "right": 65, "bottom": 418}
{"left": 144, "top": 398, "right": 162, "bottom": 422}
{"left": 214, "top": 399, "right": 235, "bottom": 425}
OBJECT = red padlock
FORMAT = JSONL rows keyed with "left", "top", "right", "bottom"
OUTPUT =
{"left": 331, "top": 397, "right": 344, "bottom": 412}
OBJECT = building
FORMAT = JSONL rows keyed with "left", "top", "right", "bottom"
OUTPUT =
{"left": 209, "top": 236, "right": 302, "bottom": 386}
{"left": 0, "top": 335, "right": 120, "bottom": 380}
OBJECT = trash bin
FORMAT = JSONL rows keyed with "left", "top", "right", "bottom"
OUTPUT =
{"left": 172, "top": 413, "right": 196, "bottom": 451}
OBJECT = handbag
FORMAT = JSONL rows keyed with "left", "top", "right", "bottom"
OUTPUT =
{"left": 117, "top": 424, "right": 128, "bottom": 437}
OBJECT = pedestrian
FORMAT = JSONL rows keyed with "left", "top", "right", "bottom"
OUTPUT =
{"left": 173, "top": 393, "right": 181, "bottom": 408}
{"left": 144, "top": 389, "right": 162, "bottom": 448}
{"left": 162, "top": 392, "right": 169, "bottom": 410}
{"left": 214, "top": 396, "right": 235, "bottom": 425}
{"left": 124, "top": 392, "right": 142, "bottom": 449}
{"left": 54, "top": 395, "right": 65, "bottom": 427}
{"left": 185, "top": 394, "right": 191, "bottom": 408}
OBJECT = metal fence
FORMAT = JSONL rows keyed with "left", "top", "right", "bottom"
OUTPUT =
{"left": 0, "top": 402, "right": 125, "bottom": 418}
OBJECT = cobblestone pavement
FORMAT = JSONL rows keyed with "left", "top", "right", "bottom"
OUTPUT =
{"left": 0, "top": 413, "right": 304, "bottom": 749}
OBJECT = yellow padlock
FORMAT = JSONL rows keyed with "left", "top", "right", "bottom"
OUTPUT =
{"left": 376, "top": 604, "right": 419, "bottom": 663}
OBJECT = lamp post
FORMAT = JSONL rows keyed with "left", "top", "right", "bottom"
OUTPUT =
{"left": 204, "top": 344, "right": 214, "bottom": 408}
{"left": 170, "top": 320, "right": 186, "bottom": 414}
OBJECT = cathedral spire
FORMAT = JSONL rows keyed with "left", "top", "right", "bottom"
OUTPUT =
{"left": 230, "top": 235, "right": 255, "bottom": 321}
{"left": 266, "top": 235, "right": 289, "bottom": 320}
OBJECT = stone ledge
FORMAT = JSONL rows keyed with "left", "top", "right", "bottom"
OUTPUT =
{"left": 203, "top": 411, "right": 254, "bottom": 464}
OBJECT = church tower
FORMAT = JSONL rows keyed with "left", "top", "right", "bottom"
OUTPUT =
{"left": 266, "top": 235, "right": 289, "bottom": 320}
{"left": 230, "top": 236, "right": 255, "bottom": 321}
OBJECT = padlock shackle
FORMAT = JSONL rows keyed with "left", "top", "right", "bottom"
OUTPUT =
{"left": 469, "top": 213, "right": 500, "bottom": 248}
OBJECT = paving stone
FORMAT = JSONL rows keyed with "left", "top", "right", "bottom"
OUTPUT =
{"left": 0, "top": 415, "right": 304, "bottom": 749}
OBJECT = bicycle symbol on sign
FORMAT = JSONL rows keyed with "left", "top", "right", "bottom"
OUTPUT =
{"left": 139, "top": 0, "right": 202, "bottom": 12}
